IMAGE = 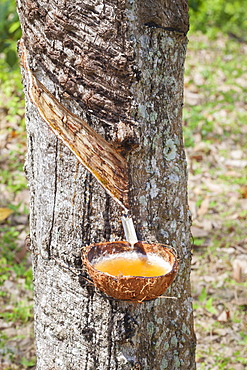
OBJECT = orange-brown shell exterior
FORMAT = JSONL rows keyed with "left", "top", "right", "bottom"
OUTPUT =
{"left": 84, "top": 241, "right": 179, "bottom": 302}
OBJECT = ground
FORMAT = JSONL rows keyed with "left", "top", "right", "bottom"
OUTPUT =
{"left": 0, "top": 32, "right": 247, "bottom": 370}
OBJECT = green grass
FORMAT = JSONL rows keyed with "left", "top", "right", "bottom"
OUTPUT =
{"left": 20, "top": 357, "right": 36, "bottom": 368}
{"left": 0, "top": 300, "right": 33, "bottom": 324}
{"left": 189, "top": 0, "right": 247, "bottom": 40}
{"left": 184, "top": 33, "right": 247, "bottom": 149}
{"left": 1, "top": 170, "right": 27, "bottom": 193}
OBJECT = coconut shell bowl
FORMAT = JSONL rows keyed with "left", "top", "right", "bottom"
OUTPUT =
{"left": 84, "top": 241, "right": 179, "bottom": 302}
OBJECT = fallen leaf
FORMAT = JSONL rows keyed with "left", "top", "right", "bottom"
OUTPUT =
{"left": 191, "top": 226, "right": 208, "bottom": 238}
{"left": 193, "top": 142, "right": 210, "bottom": 152}
{"left": 198, "top": 197, "right": 210, "bottom": 216}
{"left": 225, "top": 170, "right": 241, "bottom": 177}
{"left": 240, "top": 185, "right": 247, "bottom": 199}
{"left": 239, "top": 199, "right": 247, "bottom": 209}
{"left": 231, "top": 297, "right": 247, "bottom": 306}
{"left": 232, "top": 255, "right": 247, "bottom": 282}
{"left": 190, "top": 154, "right": 203, "bottom": 162}
{"left": 0, "top": 207, "right": 13, "bottom": 222}
{"left": 14, "top": 244, "right": 28, "bottom": 263}
{"left": 184, "top": 90, "right": 202, "bottom": 106}
{"left": 232, "top": 364, "right": 245, "bottom": 370}
{"left": 204, "top": 180, "right": 227, "bottom": 194}
{"left": 231, "top": 150, "right": 243, "bottom": 160}
{"left": 232, "top": 261, "right": 242, "bottom": 283}
{"left": 188, "top": 200, "right": 197, "bottom": 219}
{"left": 225, "top": 159, "right": 247, "bottom": 168}
{"left": 217, "top": 310, "right": 230, "bottom": 322}
{"left": 201, "top": 219, "right": 213, "bottom": 231}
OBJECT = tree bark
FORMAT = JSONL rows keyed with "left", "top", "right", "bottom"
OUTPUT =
{"left": 17, "top": 0, "right": 196, "bottom": 369}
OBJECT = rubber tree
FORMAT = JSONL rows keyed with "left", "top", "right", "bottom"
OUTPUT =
{"left": 17, "top": 0, "right": 196, "bottom": 368}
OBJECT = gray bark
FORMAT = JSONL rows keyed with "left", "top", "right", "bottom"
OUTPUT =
{"left": 17, "top": 0, "right": 196, "bottom": 368}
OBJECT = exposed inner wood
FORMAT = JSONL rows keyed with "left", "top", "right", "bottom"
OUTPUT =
{"left": 20, "top": 40, "right": 129, "bottom": 210}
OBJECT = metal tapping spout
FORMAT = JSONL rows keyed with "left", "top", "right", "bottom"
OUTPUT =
{"left": 121, "top": 214, "right": 138, "bottom": 247}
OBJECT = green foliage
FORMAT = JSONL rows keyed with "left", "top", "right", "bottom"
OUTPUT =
{"left": 1, "top": 170, "right": 27, "bottom": 193}
{"left": 188, "top": 0, "right": 247, "bottom": 39}
{"left": 20, "top": 357, "right": 36, "bottom": 367}
{"left": 0, "top": 0, "right": 22, "bottom": 71}
{"left": 0, "top": 255, "right": 33, "bottom": 290}
{"left": 0, "top": 2, "right": 26, "bottom": 197}
{"left": 0, "top": 257, "right": 12, "bottom": 285}
{"left": 0, "top": 202, "right": 32, "bottom": 291}
{"left": 233, "top": 351, "right": 247, "bottom": 365}
{"left": 239, "top": 332, "right": 247, "bottom": 345}
{"left": 0, "top": 300, "right": 33, "bottom": 324}
{"left": 0, "top": 0, "right": 24, "bottom": 121}
{"left": 183, "top": 35, "right": 247, "bottom": 148}
{"left": 0, "top": 226, "right": 19, "bottom": 258}
{"left": 194, "top": 287, "right": 218, "bottom": 314}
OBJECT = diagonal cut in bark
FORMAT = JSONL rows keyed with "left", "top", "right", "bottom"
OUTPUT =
{"left": 20, "top": 40, "right": 129, "bottom": 210}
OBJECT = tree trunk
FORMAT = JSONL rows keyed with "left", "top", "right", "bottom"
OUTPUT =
{"left": 17, "top": 0, "right": 196, "bottom": 368}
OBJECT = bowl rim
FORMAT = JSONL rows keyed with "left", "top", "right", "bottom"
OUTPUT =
{"left": 84, "top": 240, "right": 179, "bottom": 280}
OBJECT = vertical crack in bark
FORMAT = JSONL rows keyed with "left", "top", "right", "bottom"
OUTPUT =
{"left": 47, "top": 138, "right": 59, "bottom": 258}
{"left": 25, "top": 134, "right": 35, "bottom": 185}
{"left": 103, "top": 193, "right": 111, "bottom": 241}
{"left": 86, "top": 173, "right": 93, "bottom": 243}
{"left": 83, "top": 287, "right": 98, "bottom": 370}
{"left": 81, "top": 172, "right": 93, "bottom": 245}
{"left": 147, "top": 304, "right": 158, "bottom": 369}
{"left": 82, "top": 327, "right": 89, "bottom": 370}
{"left": 107, "top": 301, "right": 115, "bottom": 370}
{"left": 71, "top": 161, "right": 80, "bottom": 207}
{"left": 25, "top": 134, "right": 37, "bottom": 248}
{"left": 81, "top": 281, "right": 94, "bottom": 370}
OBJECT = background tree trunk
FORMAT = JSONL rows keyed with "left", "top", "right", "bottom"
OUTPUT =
{"left": 17, "top": 0, "right": 196, "bottom": 368}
